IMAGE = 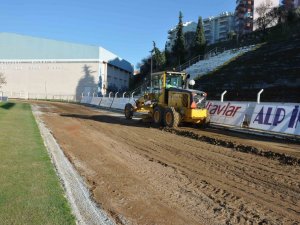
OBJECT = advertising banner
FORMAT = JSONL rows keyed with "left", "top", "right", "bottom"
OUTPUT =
{"left": 206, "top": 101, "right": 248, "bottom": 126}
{"left": 128, "top": 98, "right": 137, "bottom": 106}
{"left": 111, "top": 98, "right": 130, "bottom": 110}
{"left": 90, "top": 97, "right": 102, "bottom": 106}
{"left": 99, "top": 97, "right": 114, "bottom": 108}
{"left": 250, "top": 104, "right": 300, "bottom": 135}
{"left": 0, "top": 96, "right": 8, "bottom": 102}
{"left": 80, "top": 96, "right": 90, "bottom": 104}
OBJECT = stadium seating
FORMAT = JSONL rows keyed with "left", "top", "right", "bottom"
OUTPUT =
{"left": 185, "top": 45, "right": 255, "bottom": 80}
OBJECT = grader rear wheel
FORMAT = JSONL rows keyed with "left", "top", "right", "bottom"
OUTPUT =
{"left": 164, "top": 107, "right": 180, "bottom": 128}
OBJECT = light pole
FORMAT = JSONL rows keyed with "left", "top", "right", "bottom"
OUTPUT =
{"left": 150, "top": 50, "right": 153, "bottom": 90}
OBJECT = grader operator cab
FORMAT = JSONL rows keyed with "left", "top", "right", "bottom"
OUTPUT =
{"left": 124, "top": 71, "right": 209, "bottom": 128}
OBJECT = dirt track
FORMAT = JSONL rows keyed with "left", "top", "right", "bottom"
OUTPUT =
{"left": 34, "top": 101, "right": 300, "bottom": 225}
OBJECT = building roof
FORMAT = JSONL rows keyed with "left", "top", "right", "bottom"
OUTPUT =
{"left": 0, "top": 32, "right": 133, "bottom": 73}
{"left": 0, "top": 32, "right": 99, "bottom": 60}
{"left": 168, "top": 21, "right": 197, "bottom": 33}
{"left": 99, "top": 47, "right": 133, "bottom": 73}
{"left": 203, "top": 11, "right": 234, "bottom": 22}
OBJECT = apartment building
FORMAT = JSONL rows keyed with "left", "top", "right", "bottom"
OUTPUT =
{"left": 165, "top": 21, "right": 197, "bottom": 52}
{"left": 203, "top": 12, "right": 235, "bottom": 45}
{"left": 165, "top": 12, "right": 235, "bottom": 50}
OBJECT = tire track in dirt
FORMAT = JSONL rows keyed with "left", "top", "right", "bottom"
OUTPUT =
{"left": 162, "top": 127, "right": 300, "bottom": 166}
{"left": 101, "top": 123, "right": 300, "bottom": 224}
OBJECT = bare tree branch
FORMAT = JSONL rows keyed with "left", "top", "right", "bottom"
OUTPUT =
{"left": 255, "top": 0, "right": 278, "bottom": 32}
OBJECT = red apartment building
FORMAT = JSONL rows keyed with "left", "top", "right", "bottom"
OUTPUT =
{"left": 283, "top": 0, "right": 300, "bottom": 9}
{"left": 235, "top": 0, "right": 255, "bottom": 34}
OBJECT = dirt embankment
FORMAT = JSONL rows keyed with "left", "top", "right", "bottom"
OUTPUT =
{"left": 35, "top": 102, "right": 300, "bottom": 225}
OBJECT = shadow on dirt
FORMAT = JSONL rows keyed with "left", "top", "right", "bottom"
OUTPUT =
{"left": 60, "top": 111, "right": 300, "bottom": 166}
{"left": 60, "top": 113, "right": 152, "bottom": 128}
{"left": 0, "top": 102, "right": 15, "bottom": 110}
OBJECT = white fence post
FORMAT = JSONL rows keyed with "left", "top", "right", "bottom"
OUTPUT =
{"left": 221, "top": 90, "right": 227, "bottom": 102}
{"left": 131, "top": 92, "right": 135, "bottom": 98}
{"left": 115, "top": 92, "right": 119, "bottom": 98}
{"left": 109, "top": 92, "right": 113, "bottom": 98}
{"left": 123, "top": 92, "right": 126, "bottom": 98}
{"left": 257, "top": 89, "right": 264, "bottom": 104}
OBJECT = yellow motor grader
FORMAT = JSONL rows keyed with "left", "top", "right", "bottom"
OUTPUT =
{"left": 124, "top": 71, "right": 209, "bottom": 128}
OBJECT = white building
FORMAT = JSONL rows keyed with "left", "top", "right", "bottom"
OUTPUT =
{"left": 203, "top": 12, "right": 235, "bottom": 45}
{"left": 0, "top": 33, "right": 133, "bottom": 100}
{"left": 165, "top": 21, "right": 197, "bottom": 52}
{"left": 165, "top": 12, "right": 235, "bottom": 50}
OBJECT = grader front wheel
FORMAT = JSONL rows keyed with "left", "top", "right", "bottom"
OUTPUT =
{"left": 153, "top": 106, "right": 163, "bottom": 125}
{"left": 164, "top": 107, "right": 180, "bottom": 128}
{"left": 124, "top": 103, "right": 134, "bottom": 120}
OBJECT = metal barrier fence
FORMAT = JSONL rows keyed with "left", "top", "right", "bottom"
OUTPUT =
{"left": 2, "top": 90, "right": 299, "bottom": 137}
{"left": 2, "top": 91, "right": 77, "bottom": 102}
{"left": 81, "top": 96, "right": 300, "bottom": 137}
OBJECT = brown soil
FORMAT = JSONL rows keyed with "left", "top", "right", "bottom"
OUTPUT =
{"left": 34, "top": 101, "right": 300, "bottom": 225}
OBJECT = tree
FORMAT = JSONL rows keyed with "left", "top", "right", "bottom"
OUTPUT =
{"left": 255, "top": 0, "right": 278, "bottom": 33}
{"left": 184, "top": 32, "right": 196, "bottom": 53}
{"left": 152, "top": 41, "right": 166, "bottom": 70}
{"left": 172, "top": 11, "right": 185, "bottom": 65}
{"left": 164, "top": 45, "right": 171, "bottom": 67}
{"left": 139, "top": 57, "right": 151, "bottom": 76}
{"left": 227, "top": 31, "right": 236, "bottom": 40}
{"left": 193, "top": 16, "right": 206, "bottom": 56}
{"left": 0, "top": 72, "right": 6, "bottom": 90}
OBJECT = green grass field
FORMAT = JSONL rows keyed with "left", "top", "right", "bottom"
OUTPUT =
{"left": 0, "top": 102, "right": 75, "bottom": 225}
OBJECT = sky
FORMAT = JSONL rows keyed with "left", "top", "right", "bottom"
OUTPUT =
{"left": 0, "top": 0, "right": 236, "bottom": 69}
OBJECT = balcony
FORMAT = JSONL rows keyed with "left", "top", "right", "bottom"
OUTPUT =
{"left": 237, "top": 13, "right": 245, "bottom": 18}
{"left": 219, "top": 21, "right": 228, "bottom": 26}
{"left": 244, "top": 12, "right": 253, "bottom": 18}
{"left": 244, "top": 22, "right": 253, "bottom": 29}
{"left": 219, "top": 28, "right": 228, "bottom": 34}
{"left": 219, "top": 30, "right": 228, "bottom": 35}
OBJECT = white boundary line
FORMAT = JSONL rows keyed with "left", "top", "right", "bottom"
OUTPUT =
{"left": 31, "top": 104, "right": 115, "bottom": 225}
